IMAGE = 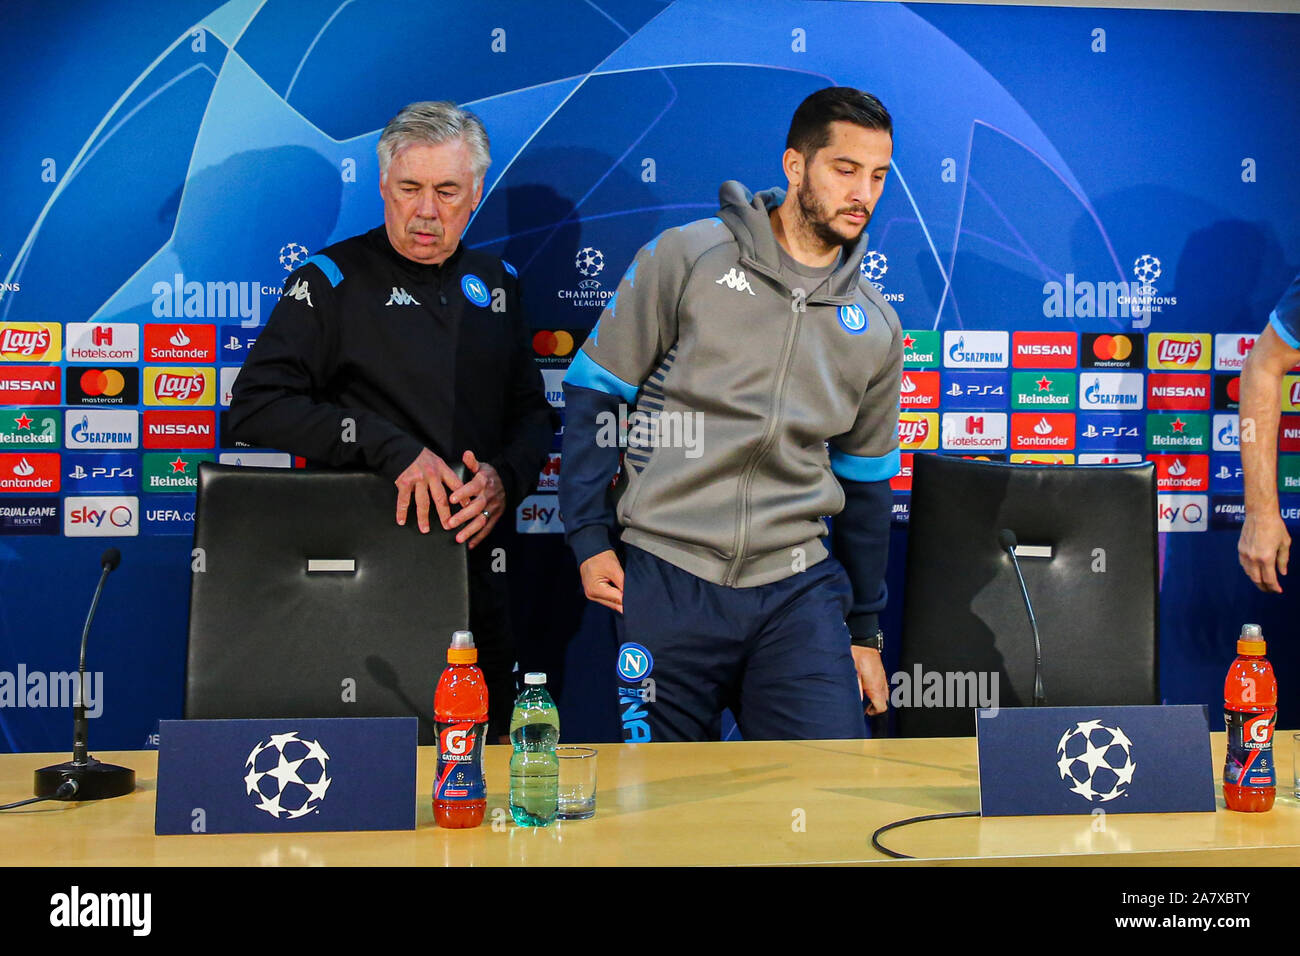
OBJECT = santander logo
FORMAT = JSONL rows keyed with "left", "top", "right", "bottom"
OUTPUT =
{"left": 901, "top": 375, "right": 916, "bottom": 394}
{"left": 1033, "top": 417, "right": 1053, "bottom": 435}
{"left": 14, "top": 457, "right": 34, "bottom": 476}
{"left": 169, "top": 328, "right": 192, "bottom": 347}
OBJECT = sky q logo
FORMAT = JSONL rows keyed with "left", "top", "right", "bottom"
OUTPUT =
{"left": 0, "top": 453, "right": 59, "bottom": 492}
{"left": 1147, "top": 373, "right": 1210, "bottom": 410}
{"left": 142, "top": 410, "right": 215, "bottom": 449}
{"left": 64, "top": 496, "right": 140, "bottom": 537}
{"left": 1157, "top": 494, "right": 1208, "bottom": 532}
{"left": 0, "top": 323, "right": 61, "bottom": 361}
{"left": 144, "top": 324, "right": 216, "bottom": 363}
{"left": 1011, "top": 332, "right": 1076, "bottom": 368}
{"left": 941, "top": 412, "right": 1007, "bottom": 451}
{"left": 144, "top": 367, "right": 215, "bottom": 406}
{"left": 899, "top": 371, "right": 940, "bottom": 409}
{"left": 516, "top": 494, "right": 564, "bottom": 534}
{"left": 64, "top": 323, "right": 141, "bottom": 363}
{"left": 943, "top": 331, "right": 1008, "bottom": 368}
{"left": 0, "top": 366, "right": 60, "bottom": 405}
{"left": 1148, "top": 334, "right": 1211, "bottom": 371}
{"left": 898, "top": 413, "right": 938, "bottom": 450}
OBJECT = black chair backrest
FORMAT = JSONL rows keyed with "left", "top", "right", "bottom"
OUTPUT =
{"left": 898, "top": 455, "right": 1159, "bottom": 737}
{"left": 185, "top": 463, "right": 468, "bottom": 744}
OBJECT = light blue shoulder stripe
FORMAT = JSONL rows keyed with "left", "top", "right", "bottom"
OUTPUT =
{"left": 304, "top": 254, "right": 343, "bottom": 287}
{"left": 564, "top": 350, "right": 638, "bottom": 403}
{"left": 1269, "top": 309, "right": 1300, "bottom": 350}
{"left": 830, "top": 446, "right": 900, "bottom": 482}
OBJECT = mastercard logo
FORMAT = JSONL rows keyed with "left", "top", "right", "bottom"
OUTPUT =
{"left": 1091, "top": 335, "right": 1133, "bottom": 361}
{"left": 80, "top": 368, "right": 127, "bottom": 397}
{"left": 533, "top": 330, "right": 576, "bottom": 357}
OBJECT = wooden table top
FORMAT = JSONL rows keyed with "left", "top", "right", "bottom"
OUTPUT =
{"left": 3, "top": 733, "right": 1298, "bottom": 866}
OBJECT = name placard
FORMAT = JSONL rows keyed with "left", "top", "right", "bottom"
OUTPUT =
{"left": 155, "top": 717, "right": 417, "bottom": 834}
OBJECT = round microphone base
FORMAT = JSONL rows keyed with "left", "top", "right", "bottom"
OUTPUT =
{"left": 34, "top": 756, "right": 136, "bottom": 801}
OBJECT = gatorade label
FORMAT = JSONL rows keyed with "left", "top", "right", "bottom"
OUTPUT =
{"left": 1223, "top": 709, "right": 1276, "bottom": 787}
{"left": 435, "top": 720, "right": 487, "bottom": 800}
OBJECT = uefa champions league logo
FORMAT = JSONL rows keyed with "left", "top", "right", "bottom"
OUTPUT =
{"left": 1056, "top": 719, "right": 1136, "bottom": 802}
{"left": 278, "top": 242, "right": 310, "bottom": 272}
{"left": 575, "top": 246, "right": 605, "bottom": 278}
{"left": 244, "top": 731, "right": 332, "bottom": 819}
{"left": 1132, "top": 253, "right": 1161, "bottom": 288}
{"left": 860, "top": 250, "right": 888, "bottom": 283}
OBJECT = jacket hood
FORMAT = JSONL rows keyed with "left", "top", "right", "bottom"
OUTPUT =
{"left": 716, "top": 179, "right": 869, "bottom": 301}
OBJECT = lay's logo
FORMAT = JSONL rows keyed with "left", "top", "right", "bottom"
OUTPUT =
{"left": 1149, "top": 334, "right": 1211, "bottom": 371}
{"left": 898, "top": 413, "right": 938, "bottom": 450}
{"left": 144, "top": 367, "right": 214, "bottom": 406}
{"left": 0, "top": 323, "right": 61, "bottom": 362}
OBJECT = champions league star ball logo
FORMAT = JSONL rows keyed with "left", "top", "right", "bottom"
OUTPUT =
{"left": 575, "top": 246, "right": 605, "bottom": 278}
{"left": 243, "top": 731, "right": 332, "bottom": 819}
{"left": 279, "top": 242, "right": 310, "bottom": 272}
{"left": 1132, "top": 254, "right": 1162, "bottom": 287}
{"left": 1056, "top": 719, "right": 1136, "bottom": 802}
{"left": 860, "top": 250, "right": 889, "bottom": 283}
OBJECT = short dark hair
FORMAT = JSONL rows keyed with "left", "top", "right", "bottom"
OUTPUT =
{"left": 786, "top": 87, "right": 892, "bottom": 160}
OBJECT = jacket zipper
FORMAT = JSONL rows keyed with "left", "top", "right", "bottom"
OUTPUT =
{"left": 723, "top": 259, "right": 805, "bottom": 586}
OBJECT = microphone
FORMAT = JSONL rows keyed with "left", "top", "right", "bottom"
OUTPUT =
{"left": 32, "top": 548, "right": 135, "bottom": 801}
{"left": 998, "top": 529, "right": 1046, "bottom": 707}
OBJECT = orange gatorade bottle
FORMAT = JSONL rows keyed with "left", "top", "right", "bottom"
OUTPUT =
{"left": 434, "top": 630, "right": 489, "bottom": 828}
{"left": 1222, "top": 623, "right": 1277, "bottom": 812}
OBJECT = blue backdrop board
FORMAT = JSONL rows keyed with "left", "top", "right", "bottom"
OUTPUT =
{"left": 1, "top": 0, "right": 1296, "bottom": 751}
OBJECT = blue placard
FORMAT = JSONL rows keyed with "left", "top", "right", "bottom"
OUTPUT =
{"left": 976, "top": 705, "right": 1216, "bottom": 816}
{"left": 155, "top": 717, "right": 417, "bottom": 834}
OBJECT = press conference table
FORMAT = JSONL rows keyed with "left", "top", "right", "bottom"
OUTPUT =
{"left": 4, "top": 733, "right": 1298, "bottom": 866}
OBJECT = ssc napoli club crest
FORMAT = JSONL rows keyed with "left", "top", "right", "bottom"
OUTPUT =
{"left": 461, "top": 274, "right": 490, "bottom": 307}
{"left": 838, "top": 304, "right": 867, "bottom": 334}
{"left": 616, "top": 642, "right": 653, "bottom": 681}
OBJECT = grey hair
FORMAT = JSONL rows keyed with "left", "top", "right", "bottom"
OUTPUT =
{"left": 376, "top": 101, "right": 491, "bottom": 183}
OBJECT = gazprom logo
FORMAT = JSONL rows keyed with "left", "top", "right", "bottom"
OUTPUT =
{"left": 838, "top": 304, "right": 867, "bottom": 334}
{"left": 461, "top": 274, "right": 490, "bottom": 307}
{"left": 616, "top": 642, "right": 653, "bottom": 681}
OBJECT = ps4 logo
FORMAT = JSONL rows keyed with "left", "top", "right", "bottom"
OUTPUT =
{"left": 946, "top": 383, "right": 1004, "bottom": 397}
{"left": 1082, "top": 424, "right": 1139, "bottom": 438}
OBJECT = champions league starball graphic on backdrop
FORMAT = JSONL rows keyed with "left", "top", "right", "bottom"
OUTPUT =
{"left": 1056, "top": 720, "right": 1136, "bottom": 803}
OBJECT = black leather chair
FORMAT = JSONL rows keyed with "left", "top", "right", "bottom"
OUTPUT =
{"left": 897, "top": 455, "right": 1159, "bottom": 737}
{"left": 185, "top": 464, "right": 468, "bottom": 744}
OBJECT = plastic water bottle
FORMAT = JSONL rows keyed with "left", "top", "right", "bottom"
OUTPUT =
{"left": 434, "top": 630, "right": 488, "bottom": 828}
{"left": 1223, "top": 623, "right": 1277, "bottom": 812}
{"left": 509, "top": 673, "right": 560, "bottom": 827}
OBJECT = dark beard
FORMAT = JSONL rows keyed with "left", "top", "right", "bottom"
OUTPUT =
{"left": 796, "top": 177, "right": 868, "bottom": 251}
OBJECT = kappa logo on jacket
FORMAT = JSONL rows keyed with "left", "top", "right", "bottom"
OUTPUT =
{"left": 385, "top": 287, "right": 420, "bottom": 307}
{"left": 715, "top": 267, "right": 756, "bottom": 296}
{"left": 285, "top": 279, "right": 313, "bottom": 307}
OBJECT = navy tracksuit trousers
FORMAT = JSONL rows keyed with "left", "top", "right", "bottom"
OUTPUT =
{"left": 614, "top": 545, "right": 867, "bottom": 742}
